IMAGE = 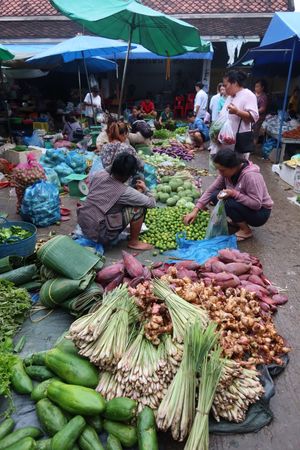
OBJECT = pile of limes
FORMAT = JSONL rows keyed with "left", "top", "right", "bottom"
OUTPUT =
{"left": 143, "top": 207, "right": 210, "bottom": 251}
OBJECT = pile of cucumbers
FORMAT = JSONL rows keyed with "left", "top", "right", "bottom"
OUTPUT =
{"left": 0, "top": 338, "right": 158, "bottom": 450}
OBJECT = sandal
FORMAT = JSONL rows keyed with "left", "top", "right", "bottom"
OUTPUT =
{"left": 235, "top": 232, "right": 253, "bottom": 241}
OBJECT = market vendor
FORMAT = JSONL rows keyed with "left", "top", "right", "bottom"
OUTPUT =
{"left": 96, "top": 116, "right": 117, "bottom": 152}
{"left": 84, "top": 86, "right": 102, "bottom": 126}
{"left": 140, "top": 96, "right": 157, "bottom": 118}
{"left": 101, "top": 121, "right": 143, "bottom": 173}
{"left": 183, "top": 149, "right": 273, "bottom": 241}
{"left": 62, "top": 115, "right": 82, "bottom": 142}
{"left": 187, "top": 112, "right": 209, "bottom": 150}
{"left": 128, "top": 105, "right": 143, "bottom": 126}
{"left": 77, "top": 153, "right": 155, "bottom": 250}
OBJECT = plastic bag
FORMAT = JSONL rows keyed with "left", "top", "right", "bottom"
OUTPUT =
{"left": 27, "top": 130, "right": 44, "bottom": 148}
{"left": 205, "top": 200, "right": 228, "bottom": 239}
{"left": 262, "top": 138, "right": 277, "bottom": 159}
{"left": 144, "top": 163, "right": 157, "bottom": 190}
{"left": 54, "top": 162, "right": 74, "bottom": 184}
{"left": 88, "top": 156, "right": 104, "bottom": 181}
{"left": 167, "top": 234, "right": 237, "bottom": 264}
{"left": 209, "top": 114, "right": 226, "bottom": 143}
{"left": 218, "top": 115, "right": 236, "bottom": 145}
{"left": 44, "top": 167, "right": 61, "bottom": 188}
{"left": 65, "top": 151, "right": 87, "bottom": 173}
{"left": 20, "top": 180, "right": 60, "bottom": 227}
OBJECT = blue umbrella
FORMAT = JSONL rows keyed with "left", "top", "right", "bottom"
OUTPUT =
{"left": 27, "top": 35, "right": 131, "bottom": 66}
{"left": 55, "top": 56, "right": 117, "bottom": 73}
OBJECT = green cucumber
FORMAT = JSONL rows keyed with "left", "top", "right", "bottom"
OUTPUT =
{"left": 11, "top": 357, "right": 33, "bottom": 395}
{"left": 47, "top": 380, "right": 106, "bottom": 415}
{"left": 104, "top": 398, "right": 137, "bottom": 422}
{"left": 86, "top": 416, "right": 102, "bottom": 432}
{"left": 0, "top": 427, "right": 41, "bottom": 449}
{"left": 137, "top": 407, "right": 158, "bottom": 450}
{"left": 51, "top": 416, "right": 86, "bottom": 450}
{"left": 78, "top": 425, "right": 104, "bottom": 450}
{"left": 36, "top": 398, "right": 68, "bottom": 436}
{"left": 45, "top": 349, "right": 98, "bottom": 388}
{"left": 4, "top": 437, "right": 36, "bottom": 450}
{"left": 55, "top": 338, "right": 78, "bottom": 356}
{"left": 103, "top": 421, "right": 137, "bottom": 448}
{"left": 25, "top": 366, "right": 55, "bottom": 381}
{"left": 14, "top": 336, "right": 26, "bottom": 353}
{"left": 24, "top": 352, "right": 48, "bottom": 366}
{"left": 106, "top": 434, "right": 123, "bottom": 450}
{"left": 36, "top": 439, "right": 52, "bottom": 450}
{"left": 0, "top": 418, "right": 15, "bottom": 440}
{"left": 31, "top": 378, "right": 58, "bottom": 402}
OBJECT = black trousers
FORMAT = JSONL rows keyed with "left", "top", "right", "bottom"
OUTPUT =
{"left": 210, "top": 191, "right": 271, "bottom": 227}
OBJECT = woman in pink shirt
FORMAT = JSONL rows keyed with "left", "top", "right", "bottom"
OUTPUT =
{"left": 221, "top": 71, "right": 259, "bottom": 158}
{"left": 184, "top": 149, "right": 273, "bottom": 241}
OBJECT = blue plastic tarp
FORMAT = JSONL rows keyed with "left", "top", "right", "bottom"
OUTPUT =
{"left": 106, "top": 43, "right": 213, "bottom": 60}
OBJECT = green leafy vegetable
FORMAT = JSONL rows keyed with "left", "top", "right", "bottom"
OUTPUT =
{"left": 0, "top": 339, "right": 17, "bottom": 417}
{"left": 0, "top": 226, "right": 33, "bottom": 244}
{"left": 0, "top": 280, "right": 31, "bottom": 338}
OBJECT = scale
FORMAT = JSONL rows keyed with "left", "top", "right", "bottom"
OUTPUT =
{"left": 65, "top": 173, "right": 89, "bottom": 198}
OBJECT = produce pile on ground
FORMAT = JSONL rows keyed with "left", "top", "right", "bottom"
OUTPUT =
{"left": 152, "top": 176, "right": 200, "bottom": 208}
{"left": 153, "top": 141, "right": 194, "bottom": 161}
{"left": 0, "top": 226, "right": 33, "bottom": 244}
{"left": 0, "top": 335, "right": 158, "bottom": 450}
{"left": 142, "top": 207, "right": 210, "bottom": 250}
{"left": 152, "top": 126, "right": 188, "bottom": 140}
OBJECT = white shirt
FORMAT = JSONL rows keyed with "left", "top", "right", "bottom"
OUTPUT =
{"left": 209, "top": 93, "right": 221, "bottom": 122}
{"left": 84, "top": 93, "right": 102, "bottom": 118}
{"left": 194, "top": 89, "right": 208, "bottom": 119}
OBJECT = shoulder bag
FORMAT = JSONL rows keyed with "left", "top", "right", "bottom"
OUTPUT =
{"left": 235, "top": 118, "right": 254, "bottom": 154}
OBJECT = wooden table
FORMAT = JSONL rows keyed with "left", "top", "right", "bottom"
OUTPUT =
{"left": 266, "top": 130, "right": 300, "bottom": 162}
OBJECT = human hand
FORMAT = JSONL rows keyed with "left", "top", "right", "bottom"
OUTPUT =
{"left": 218, "top": 189, "right": 235, "bottom": 200}
{"left": 136, "top": 180, "right": 147, "bottom": 192}
{"left": 227, "top": 103, "right": 239, "bottom": 115}
{"left": 183, "top": 209, "right": 198, "bottom": 225}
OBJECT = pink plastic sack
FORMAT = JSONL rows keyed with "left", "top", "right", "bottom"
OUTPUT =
{"left": 218, "top": 117, "right": 236, "bottom": 145}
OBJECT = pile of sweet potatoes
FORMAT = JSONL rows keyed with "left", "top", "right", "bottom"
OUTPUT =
{"left": 201, "top": 249, "right": 288, "bottom": 313}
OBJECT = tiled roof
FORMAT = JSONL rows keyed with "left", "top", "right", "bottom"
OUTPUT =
{"left": 143, "top": 0, "right": 292, "bottom": 14}
{"left": 0, "top": 0, "right": 59, "bottom": 16}
{"left": 0, "top": 17, "right": 271, "bottom": 39}
{"left": 0, "top": 0, "right": 292, "bottom": 17}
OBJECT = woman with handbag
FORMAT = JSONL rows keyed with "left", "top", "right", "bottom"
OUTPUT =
{"left": 183, "top": 149, "right": 273, "bottom": 241}
{"left": 221, "top": 70, "right": 259, "bottom": 158}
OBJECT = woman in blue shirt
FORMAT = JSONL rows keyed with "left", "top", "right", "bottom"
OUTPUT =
{"left": 187, "top": 112, "right": 209, "bottom": 149}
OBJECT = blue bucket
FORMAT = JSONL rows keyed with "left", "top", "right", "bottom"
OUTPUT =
{"left": 0, "top": 218, "right": 37, "bottom": 258}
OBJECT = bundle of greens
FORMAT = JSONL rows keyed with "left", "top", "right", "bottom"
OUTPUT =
{"left": 156, "top": 322, "right": 219, "bottom": 441}
{"left": 0, "top": 280, "right": 31, "bottom": 340}
{"left": 0, "top": 338, "right": 17, "bottom": 417}
{"left": 0, "top": 226, "right": 33, "bottom": 244}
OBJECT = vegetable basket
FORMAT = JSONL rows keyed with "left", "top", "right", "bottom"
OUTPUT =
{"left": 0, "top": 218, "right": 37, "bottom": 258}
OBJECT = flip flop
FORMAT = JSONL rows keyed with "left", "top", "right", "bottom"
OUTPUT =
{"left": 60, "top": 215, "right": 71, "bottom": 222}
{"left": 60, "top": 207, "right": 71, "bottom": 216}
{"left": 0, "top": 181, "right": 10, "bottom": 189}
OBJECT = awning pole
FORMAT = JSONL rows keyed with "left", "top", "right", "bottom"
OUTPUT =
{"left": 118, "top": 25, "right": 133, "bottom": 118}
{"left": 276, "top": 38, "right": 296, "bottom": 163}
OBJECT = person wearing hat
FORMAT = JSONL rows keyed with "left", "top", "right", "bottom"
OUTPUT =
{"left": 84, "top": 86, "right": 102, "bottom": 126}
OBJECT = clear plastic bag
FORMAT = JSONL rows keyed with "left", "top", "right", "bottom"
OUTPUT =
{"left": 218, "top": 115, "right": 236, "bottom": 145}
{"left": 209, "top": 114, "right": 227, "bottom": 143}
{"left": 205, "top": 200, "right": 229, "bottom": 239}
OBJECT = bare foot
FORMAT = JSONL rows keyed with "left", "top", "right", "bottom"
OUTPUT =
{"left": 128, "top": 240, "right": 153, "bottom": 250}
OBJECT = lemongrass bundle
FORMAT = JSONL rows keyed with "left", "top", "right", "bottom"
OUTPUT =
{"left": 184, "top": 348, "right": 224, "bottom": 450}
{"left": 153, "top": 280, "right": 209, "bottom": 343}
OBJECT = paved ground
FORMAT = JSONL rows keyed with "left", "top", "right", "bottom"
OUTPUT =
{"left": 1, "top": 151, "right": 299, "bottom": 449}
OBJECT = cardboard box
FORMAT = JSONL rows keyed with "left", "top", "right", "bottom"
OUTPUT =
{"left": 278, "top": 163, "right": 295, "bottom": 187}
{"left": 4, "top": 147, "right": 43, "bottom": 165}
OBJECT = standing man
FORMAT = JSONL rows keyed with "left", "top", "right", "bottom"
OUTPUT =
{"left": 209, "top": 83, "right": 225, "bottom": 122}
{"left": 84, "top": 86, "right": 102, "bottom": 126}
{"left": 194, "top": 81, "right": 208, "bottom": 120}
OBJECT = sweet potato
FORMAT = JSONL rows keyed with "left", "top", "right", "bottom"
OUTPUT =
{"left": 249, "top": 266, "right": 263, "bottom": 276}
{"left": 211, "top": 261, "right": 227, "bottom": 273}
{"left": 218, "top": 249, "right": 236, "bottom": 263}
{"left": 260, "top": 302, "right": 271, "bottom": 312}
{"left": 248, "top": 275, "right": 266, "bottom": 287}
{"left": 175, "top": 261, "right": 202, "bottom": 271}
{"left": 122, "top": 251, "right": 144, "bottom": 278}
{"left": 224, "top": 262, "right": 251, "bottom": 275}
{"left": 105, "top": 273, "right": 124, "bottom": 292}
{"left": 143, "top": 267, "right": 151, "bottom": 280}
{"left": 152, "top": 262, "right": 163, "bottom": 269}
{"left": 267, "top": 285, "right": 279, "bottom": 295}
{"left": 239, "top": 274, "right": 250, "bottom": 281}
{"left": 203, "top": 256, "right": 219, "bottom": 272}
{"left": 177, "top": 268, "right": 198, "bottom": 280}
{"left": 96, "top": 263, "right": 124, "bottom": 285}
{"left": 129, "top": 276, "right": 145, "bottom": 288}
{"left": 214, "top": 272, "right": 236, "bottom": 282}
{"left": 201, "top": 272, "right": 218, "bottom": 279}
{"left": 272, "top": 294, "right": 288, "bottom": 305}
{"left": 151, "top": 268, "right": 165, "bottom": 278}
{"left": 218, "top": 276, "right": 240, "bottom": 288}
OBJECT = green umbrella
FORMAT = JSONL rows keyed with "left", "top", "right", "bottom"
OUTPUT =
{"left": 0, "top": 44, "right": 14, "bottom": 61}
{"left": 50, "top": 0, "right": 204, "bottom": 115}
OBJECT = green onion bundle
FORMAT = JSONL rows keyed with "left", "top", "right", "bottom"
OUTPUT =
{"left": 184, "top": 348, "right": 224, "bottom": 450}
{"left": 153, "top": 280, "right": 209, "bottom": 342}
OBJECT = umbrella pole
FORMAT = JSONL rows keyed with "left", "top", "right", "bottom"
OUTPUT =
{"left": 78, "top": 63, "right": 83, "bottom": 122}
{"left": 83, "top": 53, "right": 96, "bottom": 126}
{"left": 118, "top": 26, "right": 133, "bottom": 118}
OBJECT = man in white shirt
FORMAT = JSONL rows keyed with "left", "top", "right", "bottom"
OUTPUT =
{"left": 84, "top": 86, "right": 102, "bottom": 126}
{"left": 194, "top": 81, "right": 208, "bottom": 120}
{"left": 209, "top": 83, "right": 225, "bottom": 122}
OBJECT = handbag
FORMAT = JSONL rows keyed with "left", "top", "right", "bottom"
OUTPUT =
{"left": 235, "top": 119, "right": 254, "bottom": 154}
